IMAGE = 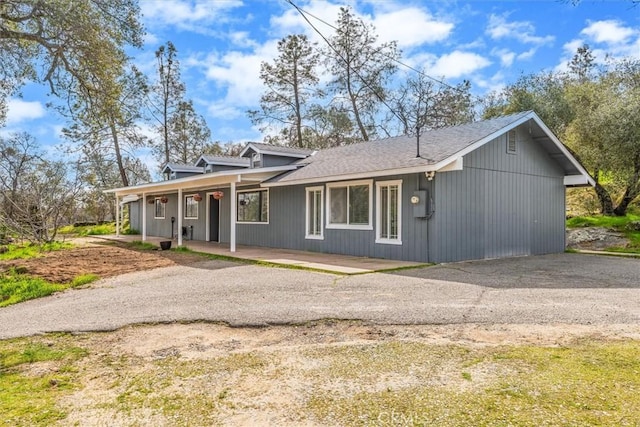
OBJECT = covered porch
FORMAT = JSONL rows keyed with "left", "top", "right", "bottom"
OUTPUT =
{"left": 98, "top": 234, "right": 426, "bottom": 274}
{"left": 105, "top": 166, "right": 298, "bottom": 252}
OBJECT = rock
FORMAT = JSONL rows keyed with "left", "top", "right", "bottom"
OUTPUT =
{"left": 566, "top": 227, "right": 629, "bottom": 250}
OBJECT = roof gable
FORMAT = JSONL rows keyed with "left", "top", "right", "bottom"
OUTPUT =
{"left": 161, "top": 163, "right": 204, "bottom": 174}
{"left": 265, "top": 111, "right": 594, "bottom": 187}
{"left": 194, "top": 154, "right": 250, "bottom": 168}
{"left": 239, "top": 142, "right": 315, "bottom": 159}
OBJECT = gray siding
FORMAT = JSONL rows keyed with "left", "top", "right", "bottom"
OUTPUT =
{"left": 261, "top": 154, "right": 299, "bottom": 167}
{"left": 236, "top": 174, "right": 435, "bottom": 262}
{"left": 431, "top": 127, "right": 566, "bottom": 262}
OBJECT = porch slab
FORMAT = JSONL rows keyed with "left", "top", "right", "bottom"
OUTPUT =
{"left": 97, "top": 235, "right": 426, "bottom": 274}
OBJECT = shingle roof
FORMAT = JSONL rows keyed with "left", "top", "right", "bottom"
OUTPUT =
{"left": 241, "top": 142, "right": 315, "bottom": 158}
{"left": 197, "top": 155, "right": 250, "bottom": 167}
{"left": 162, "top": 163, "right": 204, "bottom": 173}
{"left": 269, "top": 111, "right": 533, "bottom": 184}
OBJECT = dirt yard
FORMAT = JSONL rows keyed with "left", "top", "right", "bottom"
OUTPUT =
{"left": 0, "top": 238, "right": 206, "bottom": 283}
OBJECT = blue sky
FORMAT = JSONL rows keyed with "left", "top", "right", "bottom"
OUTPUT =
{"left": 3, "top": 0, "right": 639, "bottom": 167}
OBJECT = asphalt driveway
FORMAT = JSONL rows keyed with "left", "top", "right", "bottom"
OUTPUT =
{"left": 1, "top": 253, "right": 639, "bottom": 339}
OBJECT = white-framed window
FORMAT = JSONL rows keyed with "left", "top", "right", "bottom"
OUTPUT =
{"left": 326, "top": 180, "right": 373, "bottom": 230}
{"left": 507, "top": 130, "right": 517, "bottom": 154}
{"left": 184, "top": 195, "right": 199, "bottom": 219}
{"left": 154, "top": 198, "right": 165, "bottom": 219}
{"left": 376, "top": 180, "right": 402, "bottom": 245}
{"left": 237, "top": 189, "right": 269, "bottom": 223}
{"left": 305, "top": 186, "right": 324, "bottom": 239}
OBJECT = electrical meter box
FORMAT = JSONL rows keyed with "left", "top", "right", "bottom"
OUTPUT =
{"left": 412, "top": 190, "right": 428, "bottom": 218}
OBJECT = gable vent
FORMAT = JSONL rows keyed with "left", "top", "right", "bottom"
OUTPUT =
{"left": 507, "top": 130, "right": 517, "bottom": 154}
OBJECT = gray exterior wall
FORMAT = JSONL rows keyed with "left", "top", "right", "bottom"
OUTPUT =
{"left": 235, "top": 175, "right": 436, "bottom": 263}
{"left": 135, "top": 125, "right": 568, "bottom": 263}
{"left": 431, "top": 126, "right": 566, "bottom": 263}
{"left": 261, "top": 154, "right": 300, "bottom": 168}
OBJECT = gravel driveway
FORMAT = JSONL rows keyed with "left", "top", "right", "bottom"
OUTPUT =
{"left": 1, "top": 253, "right": 639, "bottom": 339}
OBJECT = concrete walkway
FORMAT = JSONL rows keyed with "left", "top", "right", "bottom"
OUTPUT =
{"left": 98, "top": 234, "right": 426, "bottom": 274}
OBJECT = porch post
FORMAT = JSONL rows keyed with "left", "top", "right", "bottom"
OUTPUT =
{"left": 115, "top": 195, "right": 120, "bottom": 237}
{"left": 230, "top": 181, "right": 236, "bottom": 252}
{"left": 177, "top": 189, "right": 183, "bottom": 246}
{"left": 141, "top": 192, "right": 147, "bottom": 241}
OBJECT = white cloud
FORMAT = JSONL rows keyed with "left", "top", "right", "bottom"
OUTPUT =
{"left": 426, "top": 51, "right": 491, "bottom": 79}
{"left": 373, "top": 8, "right": 454, "bottom": 48}
{"left": 486, "top": 14, "right": 554, "bottom": 46}
{"left": 270, "top": 0, "right": 344, "bottom": 39}
{"left": 200, "top": 39, "right": 280, "bottom": 107}
{"left": 581, "top": 20, "right": 635, "bottom": 45}
{"left": 492, "top": 48, "right": 516, "bottom": 67}
{"left": 140, "top": 0, "right": 242, "bottom": 32}
{"left": 6, "top": 99, "right": 46, "bottom": 124}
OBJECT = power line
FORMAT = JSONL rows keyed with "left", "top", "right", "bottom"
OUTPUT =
{"left": 284, "top": 0, "right": 406, "bottom": 130}
{"left": 284, "top": 0, "right": 479, "bottom": 101}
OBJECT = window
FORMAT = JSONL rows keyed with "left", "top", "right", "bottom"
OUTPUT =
{"left": 237, "top": 189, "right": 269, "bottom": 223}
{"left": 305, "top": 186, "right": 324, "bottom": 239}
{"left": 376, "top": 180, "right": 402, "bottom": 245}
{"left": 326, "top": 180, "right": 372, "bottom": 230}
{"left": 184, "top": 195, "right": 198, "bottom": 219}
{"left": 507, "top": 130, "right": 517, "bottom": 154}
{"left": 154, "top": 198, "right": 165, "bottom": 219}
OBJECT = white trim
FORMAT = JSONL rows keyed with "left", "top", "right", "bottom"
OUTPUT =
{"left": 239, "top": 142, "right": 311, "bottom": 159}
{"left": 376, "top": 180, "right": 403, "bottom": 245}
{"left": 153, "top": 197, "right": 166, "bottom": 219}
{"left": 236, "top": 188, "right": 270, "bottom": 224}
{"left": 142, "top": 192, "right": 147, "bottom": 241}
{"left": 105, "top": 165, "right": 297, "bottom": 196}
{"left": 230, "top": 182, "right": 236, "bottom": 252}
{"left": 305, "top": 186, "right": 324, "bottom": 240}
{"left": 184, "top": 194, "right": 199, "bottom": 220}
{"left": 177, "top": 188, "right": 183, "bottom": 246}
{"left": 115, "top": 196, "right": 120, "bottom": 237}
{"left": 326, "top": 179, "right": 373, "bottom": 230}
{"left": 438, "top": 157, "right": 463, "bottom": 172}
{"left": 564, "top": 175, "right": 590, "bottom": 186}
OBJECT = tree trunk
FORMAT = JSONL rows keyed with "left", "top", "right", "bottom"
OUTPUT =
{"left": 593, "top": 169, "right": 614, "bottom": 215}
{"left": 293, "top": 65, "right": 304, "bottom": 148}
{"left": 109, "top": 119, "right": 129, "bottom": 187}
{"left": 613, "top": 155, "right": 640, "bottom": 216}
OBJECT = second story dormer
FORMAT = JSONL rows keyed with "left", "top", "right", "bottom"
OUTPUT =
{"left": 239, "top": 142, "right": 314, "bottom": 168}
{"left": 194, "top": 155, "right": 250, "bottom": 173}
{"left": 161, "top": 163, "right": 205, "bottom": 180}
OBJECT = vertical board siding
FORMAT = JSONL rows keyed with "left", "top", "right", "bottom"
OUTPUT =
{"left": 433, "top": 126, "right": 566, "bottom": 262}
{"left": 234, "top": 175, "right": 433, "bottom": 262}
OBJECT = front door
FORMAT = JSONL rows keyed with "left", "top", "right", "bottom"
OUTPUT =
{"left": 209, "top": 195, "right": 220, "bottom": 242}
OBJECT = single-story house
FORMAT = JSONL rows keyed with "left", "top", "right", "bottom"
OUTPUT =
{"left": 106, "top": 111, "right": 594, "bottom": 263}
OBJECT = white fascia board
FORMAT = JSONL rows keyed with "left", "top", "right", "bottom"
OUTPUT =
{"left": 262, "top": 164, "right": 439, "bottom": 187}
{"left": 238, "top": 143, "right": 257, "bottom": 158}
{"left": 435, "top": 157, "right": 463, "bottom": 172}
{"left": 105, "top": 165, "right": 298, "bottom": 196}
{"left": 239, "top": 143, "right": 309, "bottom": 159}
{"left": 530, "top": 114, "right": 596, "bottom": 187}
{"left": 564, "top": 175, "right": 591, "bottom": 186}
